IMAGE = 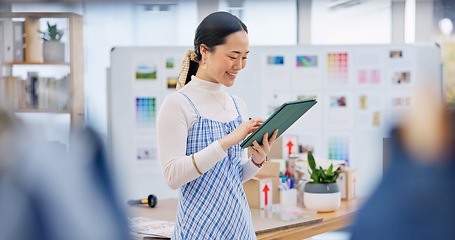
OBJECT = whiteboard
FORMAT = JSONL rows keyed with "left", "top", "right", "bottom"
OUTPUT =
{"left": 108, "top": 44, "right": 442, "bottom": 201}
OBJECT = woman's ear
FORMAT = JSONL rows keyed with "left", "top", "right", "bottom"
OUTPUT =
{"left": 200, "top": 44, "right": 209, "bottom": 59}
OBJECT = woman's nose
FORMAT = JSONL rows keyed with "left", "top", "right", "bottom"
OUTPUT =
{"left": 233, "top": 59, "right": 243, "bottom": 70}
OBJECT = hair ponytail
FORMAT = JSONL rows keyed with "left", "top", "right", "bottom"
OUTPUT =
{"left": 185, "top": 59, "right": 199, "bottom": 85}
{"left": 176, "top": 50, "right": 198, "bottom": 90}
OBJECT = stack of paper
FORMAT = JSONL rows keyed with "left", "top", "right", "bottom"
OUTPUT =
{"left": 129, "top": 217, "right": 174, "bottom": 239}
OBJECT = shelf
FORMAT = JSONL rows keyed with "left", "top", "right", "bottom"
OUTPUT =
{"left": 3, "top": 62, "right": 70, "bottom": 66}
{"left": 0, "top": 12, "right": 84, "bottom": 129}
{"left": 15, "top": 109, "right": 70, "bottom": 114}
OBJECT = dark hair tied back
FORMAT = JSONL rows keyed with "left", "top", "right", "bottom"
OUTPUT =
{"left": 184, "top": 11, "right": 248, "bottom": 85}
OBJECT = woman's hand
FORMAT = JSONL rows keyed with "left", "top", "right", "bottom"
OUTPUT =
{"left": 249, "top": 129, "right": 279, "bottom": 165}
{"left": 219, "top": 118, "right": 263, "bottom": 151}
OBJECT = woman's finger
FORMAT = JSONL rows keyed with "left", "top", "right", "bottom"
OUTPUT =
{"left": 252, "top": 140, "right": 264, "bottom": 154}
{"left": 269, "top": 129, "right": 279, "bottom": 143}
{"left": 262, "top": 132, "right": 269, "bottom": 147}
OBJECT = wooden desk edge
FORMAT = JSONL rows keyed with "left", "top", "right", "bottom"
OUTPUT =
{"left": 257, "top": 211, "right": 355, "bottom": 240}
{"left": 130, "top": 198, "right": 361, "bottom": 240}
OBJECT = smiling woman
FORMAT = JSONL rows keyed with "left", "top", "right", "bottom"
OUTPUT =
{"left": 157, "top": 11, "right": 278, "bottom": 240}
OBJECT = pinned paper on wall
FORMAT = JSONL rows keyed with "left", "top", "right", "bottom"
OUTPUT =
{"left": 358, "top": 94, "right": 382, "bottom": 110}
{"left": 263, "top": 55, "right": 291, "bottom": 91}
{"left": 330, "top": 96, "right": 346, "bottom": 107}
{"left": 259, "top": 179, "right": 273, "bottom": 209}
{"left": 392, "top": 71, "right": 411, "bottom": 84}
{"left": 267, "top": 55, "right": 285, "bottom": 65}
{"left": 387, "top": 91, "right": 412, "bottom": 125}
{"left": 359, "top": 95, "right": 367, "bottom": 110}
{"left": 327, "top": 52, "right": 349, "bottom": 84}
{"left": 356, "top": 109, "right": 383, "bottom": 128}
{"left": 356, "top": 94, "right": 383, "bottom": 128}
{"left": 135, "top": 64, "right": 157, "bottom": 80}
{"left": 293, "top": 55, "right": 322, "bottom": 90}
{"left": 391, "top": 96, "right": 411, "bottom": 108}
{"left": 328, "top": 136, "right": 349, "bottom": 164}
{"left": 136, "top": 147, "right": 155, "bottom": 161}
{"left": 167, "top": 76, "right": 178, "bottom": 89}
{"left": 372, "top": 111, "right": 381, "bottom": 126}
{"left": 296, "top": 55, "right": 318, "bottom": 67}
{"left": 389, "top": 50, "right": 403, "bottom": 59}
{"left": 135, "top": 96, "right": 157, "bottom": 129}
{"left": 358, "top": 69, "right": 380, "bottom": 84}
{"left": 291, "top": 94, "right": 322, "bottom": 130}
{"left": 135, "top": 135, "right": 157, "bottom": 162}
{"left": 165, "top": 57, "right": 174, "bottom": 69}
{"left": 326, "top": 93, "right": 352, "bottom": 126}
{"left": 132, "top": 55, "right": 161, "bottom": 90}
{"left": 297, "top": 133, "right": 320, "bottom": 156}
{"left": 263, "top": 93, "right": 291, "bottom": 117}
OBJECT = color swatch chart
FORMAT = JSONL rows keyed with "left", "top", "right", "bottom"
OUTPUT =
{"left": 327, "top": 52, "right": 348, "bottom": 84}
{"left": 135, "top": 97, "right": 156, "bottom": 128}
{"left": 328, "top": 137, "right": 349, "bottom": 164}
{"left": 358, "top": 69, "right": 380, "bottom": 84}
{"left": 296, "top": 55, "right": 318, "bottom": 67}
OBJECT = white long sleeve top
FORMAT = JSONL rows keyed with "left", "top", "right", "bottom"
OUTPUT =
{"left": 157, "top": 76, "right": 261, "bottom": 190}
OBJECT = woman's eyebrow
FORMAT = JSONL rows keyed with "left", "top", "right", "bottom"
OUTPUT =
{"left": 230, "top": 50, "right": 250, "bottom": 54}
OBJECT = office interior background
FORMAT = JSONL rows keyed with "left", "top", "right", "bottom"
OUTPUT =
{"left": 2, "top": 0, "right": 454, "bottom": 139}
{"left": 1, "top": 1, "right": 455, "bottom": 239}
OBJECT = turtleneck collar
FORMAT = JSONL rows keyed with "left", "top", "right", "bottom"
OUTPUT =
{"left": 187, "top": 75, "right": 224, "bottom": 93}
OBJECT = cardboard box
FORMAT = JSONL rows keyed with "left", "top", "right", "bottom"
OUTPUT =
{"left": 337, "top": 167, "right": 357, "bottom": 200}
{"left": 243, "top": 162, "right": 280, "bottom": 209}
{"left": 267, "top": 135, "right": 299, "bottom": 159}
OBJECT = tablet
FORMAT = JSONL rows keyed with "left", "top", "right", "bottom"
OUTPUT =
{"left": 240, "top": 98, "right": 317, "bottom": 148}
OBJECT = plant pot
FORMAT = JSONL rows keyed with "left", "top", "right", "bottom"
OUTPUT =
{"left": 43, "top": 41, "right": 65, "bottom": 62}
{"left": 304, "top": 182, "right": 340, "bottom": 212}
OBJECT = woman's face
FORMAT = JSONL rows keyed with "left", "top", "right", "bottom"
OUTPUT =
{"left": 198, "top": 30, "right": 249, "bottom": 87}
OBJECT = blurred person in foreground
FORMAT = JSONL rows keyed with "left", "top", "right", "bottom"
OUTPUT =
{"left": 351, "top": 86, "right": 455, "bottom": 239}
{"left": 0, "top": 105, "right": 131, "bottom": 240}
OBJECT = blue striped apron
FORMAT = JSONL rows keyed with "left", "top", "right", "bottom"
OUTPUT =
{"left": 172, "top": 92, "right": 256, "bottom": 240}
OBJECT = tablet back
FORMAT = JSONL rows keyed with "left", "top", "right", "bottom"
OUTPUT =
{"left": 241, "top": 98, "right": 317, "bottom": 148}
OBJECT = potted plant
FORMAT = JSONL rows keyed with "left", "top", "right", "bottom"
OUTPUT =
{"left": 40, "top": 21, "right": 65, "bottom": 62}
{"left": 303, "top": 151, "right": 341, "bottom": 212}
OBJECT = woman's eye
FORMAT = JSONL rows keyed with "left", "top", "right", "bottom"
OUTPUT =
{"left": 229, "top": 56, "right": 237, "bottom": 60}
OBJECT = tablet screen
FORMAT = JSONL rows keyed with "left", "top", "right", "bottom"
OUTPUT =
{"left": 240, "top": 98, "right": 317, "bottom": 148}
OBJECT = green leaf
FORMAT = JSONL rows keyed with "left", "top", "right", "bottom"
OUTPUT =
{"left": 332, "top": 171, "right": 340, "bottom": 182}
{"left": 311, "top": 171, "right": 320, "bottom": 183}
{"left": 307, "top": 151, "right": 316, "bottom": 170}
{"left": 307, "top": 151, "right": 341, "bottom": 183}
{"left": 327, "top": 164, "right": 333, "bottom": 175}
{"left": 319, "top": 166, "right": 326, "bottom": 178}
{"left": 39, "top": 21, "right": 64, "bottom": 42}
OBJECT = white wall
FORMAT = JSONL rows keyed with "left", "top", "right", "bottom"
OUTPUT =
{"left": 13, "top": 2, "right": 198, "bottom": 135}
{"left": 84, "top": 2, "right": 197, "bottom": 133}
{"left": 311, "top": 0, "right": 391, "bottom": 44}
{"left": 83, "top": 3, "right": 135, "bottom": 133}
{"left": 220, "top": 0, "right": 297, "bottom": 45}
{"left": 13, "top": 0, "right": 393, "bottom": 136}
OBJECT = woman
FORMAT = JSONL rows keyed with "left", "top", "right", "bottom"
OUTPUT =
{"left": 157, "top": 11, "right": 278, "bottom": 239}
